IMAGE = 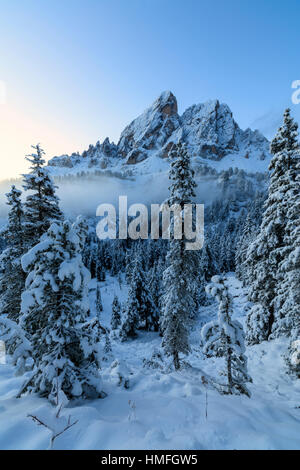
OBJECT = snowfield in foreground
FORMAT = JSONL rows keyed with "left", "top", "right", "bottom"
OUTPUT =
{"left": 0, "top": 275, "right": 299, "bottom": 450}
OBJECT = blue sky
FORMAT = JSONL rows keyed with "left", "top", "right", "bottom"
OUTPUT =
{"left": 1, "top": 0, "right": 300, "bottom": 178}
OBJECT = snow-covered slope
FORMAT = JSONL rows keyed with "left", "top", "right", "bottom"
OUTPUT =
{"left": 47, "top": 92, "right": 271, "bottom": 178}
{"left": 0, "top": 274, "right": 299, "bottom": 450}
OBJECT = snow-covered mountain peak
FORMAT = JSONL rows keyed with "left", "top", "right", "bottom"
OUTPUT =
{"left": 47, "top": 92, "right": 271, "bottom": 176}
{"left": 117, "top": 90, "right": 180, "bottom": 164}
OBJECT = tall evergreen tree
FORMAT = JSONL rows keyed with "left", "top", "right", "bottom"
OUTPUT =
{"left": 272, "top": 189, "right": 300, "bottom": 340}
{"left": 271, "top": 125, "right": 300, "bottom": 340}
{"left": 0, "top": 186, "right": 26, "bottom": 321}
{"left": 245, "top": 109, "right": 300, "bottom": 344}
{"left": 19, "top": 219, "right": 103, "bottom": 401}
{"left": 111, "top": 295, "right": 121, "bottom": 331}
{"left": 96, "top": 284, "right": 103, "bottom": 316}
{"left": 23, "top": 144, "right": 63, "bottom": 247}
{"left": 120, "top": 250, "right": 158, "bottom": 340}
{"left": 160, "top": 142, "right": 198, "bottom": 370}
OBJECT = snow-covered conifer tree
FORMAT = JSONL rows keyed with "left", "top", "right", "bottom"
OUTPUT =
{"left": 119, "top": 294, "right": 139, "bottom": 341}
{"left": 160, "top": 142, "right": 198, "bottom": 370}
{"left": 271, "top": 127, "right": 300, "bottom": 339}
{"left": 0, "top": 316, "right": 32, "bottom": 375}
{"left": 96, "top": 284, "right": 103, "bottom": 315}
{"left": 0, "top": 186, "right": 26, "bottom": 321}
{"left": 23, "top": 144, "right": 63, "bottom": 247}
{"left": 111, "top": 295, "right": 121, "bottom": 330}
{"left": 19, "top": 219, "right": 103, "bottom": 401}
{"left": 245, "top": 109, "right": 300, "bottom": 344}
{"left": 202, "top": 276, "right": 252, "bottom": 396}
{"left": 120, "top": 250, "right": 158, "bottom": 340}
{"left": 198, "top": 240, "right": 217, "bottom": 305}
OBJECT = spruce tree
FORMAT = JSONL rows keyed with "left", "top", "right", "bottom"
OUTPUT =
{"left": 0, "top": 186, "right": 26, "bottom": 321}
{"left": 160, "top": 142, "right": 198, "bottom": 370}
{"left": 202, "top": 276, "right": 252, "bottom": 396}
{"left": 119, "top": 294, "right": 139, "bottom": 341}
{"left": 19, "top": 219, "right": 103, "bottom": 401}
{"left": 245, "top": 109, "right": 300, "bottom": 344}
{"left": 96, "top": 284, "right": 103, "bottom": 315}
{"left": 120, "top": 250, "right": 158, "bottom": 340}
{"left": 111, "top": 295, "right": 121, "bottom": 330}
{"left": 271, "top": 133, "right": 300, "bottom": 339}
{"left": 23, "top": 144, "right": 63, "bottom": 248}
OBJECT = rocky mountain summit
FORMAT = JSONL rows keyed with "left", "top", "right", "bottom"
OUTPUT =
{"left": 48, "top": 91, "right": 270, "bottom": 173}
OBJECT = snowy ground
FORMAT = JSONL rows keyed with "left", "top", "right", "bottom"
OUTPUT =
{"left": 0, "top": 274, "right": 299, "bottom": 450}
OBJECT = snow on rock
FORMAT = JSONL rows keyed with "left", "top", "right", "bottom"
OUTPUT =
{"left": 118, "top": 91, "right": 180, "bottom": 164}
{"left": 46, "top": 92, "right": 271, "bottom": 178}
{"left": 181, "top": 100, "right": 269, "bottom": 162}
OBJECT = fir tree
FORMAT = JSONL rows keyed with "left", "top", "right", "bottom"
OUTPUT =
{"left": 160, "top": 142, "right": 198, "bottom": 370}
{"left": 119, "top": 294, "right": 139, "bottom": 341}
{"left": 271, "top": 135, "right": 300, "bottom": 339}
{"left": 96, "top": 284, "right": 103, "bottom": 316}
{"left": 120, "top": 250, "right": 158, "bottom": 340}
{"left": 202, "top": 276, "right": 252, "bottom": 396}
{"left": 23, "top": 144, "right": 63, "bottom": 248}
{"left": 111, "top": 295, "right": 121, "bottom": 330}
{"left": 245, "top": 109, "right": 300, "bottom": 344}
{"left": 19, "top": 219, "right": 103, "bottom": 401}
{"left": 0, "top": 186, "right": 26, "bottom": 321}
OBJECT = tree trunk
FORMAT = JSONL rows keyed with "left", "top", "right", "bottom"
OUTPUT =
{"left": 173, "top": 351, "right": 180, "bottom": 370}
{"left": 227, "top": 347, "right": 233, "bottom": 394}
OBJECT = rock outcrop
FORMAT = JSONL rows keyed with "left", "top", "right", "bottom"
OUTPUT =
{"left": 47, "top": 91, "right": 270, "bottom": 170}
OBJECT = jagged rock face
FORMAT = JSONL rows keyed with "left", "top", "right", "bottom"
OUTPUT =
{"left": 48, "top": 154, "right": 79, "bottom": 168}
{"left": 118, "top": 91, "right": 180, "bottom": 164}
{"left": 48, "top": 138, "right": 118, "bottom": 169}
{"left": 181, "top": 100, "right": 240, "bottom": 159}
{"left": 47, "top": 91, "right": 270, "bottom": 170}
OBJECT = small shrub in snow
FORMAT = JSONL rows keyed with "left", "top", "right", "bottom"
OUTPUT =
{"left": 109, "top": 360, "right": 131, "bottom": 389}
{"left": 28, "top": 390, "right": 78, "bottom": 450}
{"left": 143, "top": 348, "right": 165, "bottom": 371}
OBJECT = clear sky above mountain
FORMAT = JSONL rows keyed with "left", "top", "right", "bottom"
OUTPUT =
{"left": 1, "top": 0, "right": 300, "bottom": 178}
